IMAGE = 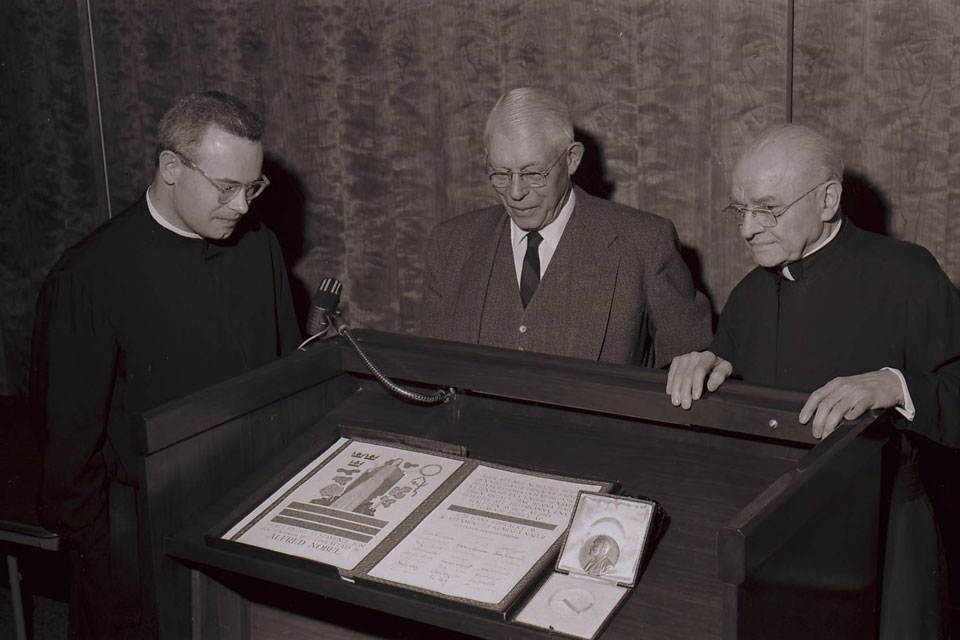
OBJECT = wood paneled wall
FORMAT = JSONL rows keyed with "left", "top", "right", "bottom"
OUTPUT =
{"left": 3, "top": 0, "right": 959, "bottom": 394}
{"left": 793, "top": 0, "right": 960, "bottom": 279}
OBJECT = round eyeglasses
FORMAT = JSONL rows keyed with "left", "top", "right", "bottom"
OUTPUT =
{"left": 722, "top": 180, "right": 831, "bottom": 228}
{"left": 487, "top": 149, "right": 568, "bottom": 190}
{"left": 174, "top": 151, "right": 270, "bottom": 204}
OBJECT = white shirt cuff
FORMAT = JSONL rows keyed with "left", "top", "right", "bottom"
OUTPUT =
{"left": 882, "top": 367, "right": 915, "bottom": 421}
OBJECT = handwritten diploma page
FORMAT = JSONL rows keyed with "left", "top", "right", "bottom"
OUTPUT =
{"left": 222, "top": 438, "right": 462, "bottom": 571}
{"left": 366, "top": 465, "right": 603, "bottom": 605}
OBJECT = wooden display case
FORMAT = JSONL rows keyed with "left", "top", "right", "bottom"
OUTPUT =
{"left": 129, "top": 330, "right": 893, "bottom": 639}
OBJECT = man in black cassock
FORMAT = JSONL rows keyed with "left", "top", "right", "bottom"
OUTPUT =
{"left": 30, "top": 91, "right": 302, "bottom": 639}
{"left": 666, "top": 123, "right": 960, "bottom": 639}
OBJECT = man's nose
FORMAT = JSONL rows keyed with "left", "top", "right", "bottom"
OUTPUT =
{"left": 739, "top": 212, "right": 764, "bottom": 239}
{"left": 508, "top": 174, "right": 530, "bottom": 200}
{"left": 227, "top": 189, "right": 250, "bottom": 214}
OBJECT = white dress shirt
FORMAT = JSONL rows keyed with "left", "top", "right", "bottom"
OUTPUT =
{"left": 509, "top": 188, "right": 577, "bottom": 286}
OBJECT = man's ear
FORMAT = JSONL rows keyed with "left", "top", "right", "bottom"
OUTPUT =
{"left": 820, "top": 179, "right": 843, "bottom": 221}
{"left": 566, "top": 141, "right": 585, "bottom": 175}
{"left": 158, "top": 150, "right": 181, "bottom": 186}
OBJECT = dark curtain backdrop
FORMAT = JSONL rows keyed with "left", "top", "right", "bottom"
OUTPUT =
{"left": 3, "top": 0, "right": 960, "bottom": 395}
{"left": 2, "top": 0, "right": 109, "bottom": 395}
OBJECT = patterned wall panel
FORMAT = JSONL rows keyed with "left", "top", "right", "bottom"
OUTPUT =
{"left": 793, "top": 0, "right": 960, "bottom": 283}
{"left": 81, "top": 0, "right": 795, "bottom": 338}
{"left": 5, "top": 0, "right": 959, "bottom": 394}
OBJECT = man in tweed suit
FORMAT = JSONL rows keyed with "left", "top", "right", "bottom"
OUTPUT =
{"left": 420, "top": 87, "right": 711, "bottom": 367}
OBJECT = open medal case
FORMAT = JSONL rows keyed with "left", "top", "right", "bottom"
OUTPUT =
{"left": 512, "top": 491, "right": 662, "bottom": 639}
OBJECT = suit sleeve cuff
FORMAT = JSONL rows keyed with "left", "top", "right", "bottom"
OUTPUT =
{"left": 882, "top": 367, "right": 915, "bottom": 421}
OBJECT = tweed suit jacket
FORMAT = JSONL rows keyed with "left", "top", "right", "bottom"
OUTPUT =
{"left": 419, "top": 187, "right": 712, "bottom": 367}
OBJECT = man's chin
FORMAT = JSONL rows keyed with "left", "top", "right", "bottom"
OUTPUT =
{"left": 215, "top": 219, "right": 241, "bottom": 237}
{"left": 748, "top": 245, "right": 787, "bottom": 269}
{"left": 507, "top": 209, "right": 546, "bottom": 230}
{"left": 201, "top": 225, "right": 236, "bottom": 241}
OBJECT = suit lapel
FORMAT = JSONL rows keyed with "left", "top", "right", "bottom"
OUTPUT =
{"left": 449, "top": 210, "right": 508, "bottom": 343}
{"left": 537, "top": 189, "right": 620, "bottom": 357}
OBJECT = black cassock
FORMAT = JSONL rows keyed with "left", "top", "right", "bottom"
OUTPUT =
{"left": 713, "top": 220, "right": 960, "bottom": 639}
{"left": 30, "top": 196, "right": 301, "bottom": 637}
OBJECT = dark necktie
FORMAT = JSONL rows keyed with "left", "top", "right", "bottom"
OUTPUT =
{"left": 520, "top": 231, "right": 543, "bottom": 308}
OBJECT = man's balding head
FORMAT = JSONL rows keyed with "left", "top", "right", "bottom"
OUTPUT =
{"left": 730, "top": 124, "right": 844, "bottom": 268}
{"left": 736, "top": 124, "right": 843, "bottom": 187}
{"left": 482, "top": 88, "right": 584, "bottom": 231}
{"left": 483, "top": 87, "right": 575, "bottom": 155}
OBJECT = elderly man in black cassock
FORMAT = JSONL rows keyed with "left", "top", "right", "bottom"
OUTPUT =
{"left": 666, "top": 123, "right": 960, "bottom": 639}
{"left": 31, "top": 91, "right": 301, "bottom": 639}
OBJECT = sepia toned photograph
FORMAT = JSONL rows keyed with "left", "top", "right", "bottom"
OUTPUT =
{"left": 3, "top": 1, "right": 957, "bottom": 638}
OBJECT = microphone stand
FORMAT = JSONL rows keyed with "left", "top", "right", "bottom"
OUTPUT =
{"left": 306, "top": 314, "right": 455, "bottom": 406}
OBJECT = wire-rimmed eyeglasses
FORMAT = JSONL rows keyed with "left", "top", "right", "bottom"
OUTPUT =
{"left": 174, "top": 151, "right": 270, "bottom": 205}
{"left": 487, "top": 148, "right": 569, "bottom": 190}
{"left": 722, "top": 180, "right": 831, "bottom": 228}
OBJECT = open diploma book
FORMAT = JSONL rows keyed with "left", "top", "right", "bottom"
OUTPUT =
{"left": 216, "top": 434, "right": 613, "bottom": 612}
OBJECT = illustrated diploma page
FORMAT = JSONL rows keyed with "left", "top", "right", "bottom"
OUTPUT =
{"left": 222, "top": 438, "right": 462, "bottom": 571}
{"left": 366, "top": 464, "right": 604, "bottom": 605}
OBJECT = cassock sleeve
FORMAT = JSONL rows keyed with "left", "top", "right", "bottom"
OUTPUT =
{"left": 31, "top": 266, "right": 117, "bottom": 552}
{"left": 899, "top": 267, "right": 960, "bottom": 449}
{"left": 711, "top": 294, "right": 739, "bottom": 364}
{"left": 418, "top": 227, "right": 444, "bottom": 339}
{"left": 645, "top": 221, "right": 713, "bottom": 368}
{"left": 267, "top": 230, "right": 302, "bottom": 354}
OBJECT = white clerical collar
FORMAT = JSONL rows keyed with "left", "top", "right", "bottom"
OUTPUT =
{"left": 509, "top": 187, "right": 577, "bottom": 249}
{"left": 146, "top": 187, "right": 203, "bottom": 239}
{"left": 782, "top": 218, "right": 843, "bottom": 281}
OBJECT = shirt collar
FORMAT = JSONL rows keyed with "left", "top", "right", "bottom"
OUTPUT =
{"left": 509, "top": 187, "right": 577, "bottom": 248}
{"left": 782, "top": 218, "right": 843, "bottom": 281}
{"left": 146, "top": 186, "right": 203, "bottom": 239}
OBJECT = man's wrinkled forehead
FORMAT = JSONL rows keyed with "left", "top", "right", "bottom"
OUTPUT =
{"left": 732, "top": 145, "right": 803, "bottom": 202}
{"left": 486, "top": 118, "right": 541, "bottom": 147}
{"left": 485, "top": 125, "right": 559, "bottom": 168}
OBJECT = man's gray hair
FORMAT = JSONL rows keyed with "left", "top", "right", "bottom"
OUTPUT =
{"left": 156, "top": 91, "right": 263, "bottom": 161}
{"left": 483, "top": 87, "right": 574, "bottom": 153}
{"left": 742, "top": 123, "right": 844, "bottom": 182}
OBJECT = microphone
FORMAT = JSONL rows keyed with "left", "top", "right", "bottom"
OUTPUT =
{"left": 300, "top": 277, "right": 453, "bottom": 406}
{"left": 306, "top": 277, "right": 343, "bottom": 337}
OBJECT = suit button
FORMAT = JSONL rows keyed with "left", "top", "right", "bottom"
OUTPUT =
{"left": 519, "top": 325, "right": 527, "bottom": 333}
